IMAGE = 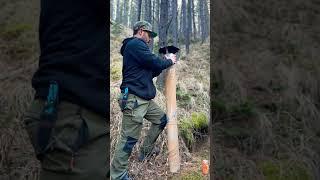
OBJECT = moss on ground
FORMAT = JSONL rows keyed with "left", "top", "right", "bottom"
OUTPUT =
{"left": 171, "top": 171, "right": 204, "bottom": 180}
{"left": 111, "top": 61, "right": 122, "bottom": 81}
{"left": 176, "top": 86, "right": 192, "bottom": 108}
{"left": 179, "top": 112, "right": 209, "bottom": 149}
{"left": 1, "top": 24, "right": 32, "bottom": 40}
{"left": 258, "top": 160, "right": 312, "bottom": 180}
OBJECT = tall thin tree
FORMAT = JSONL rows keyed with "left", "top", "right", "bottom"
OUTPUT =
{"left": 130, "top": 0, "right": 137, "bottom": 28}
{"left": 156, "top": 0, "right": 169, "bottom": 90}
{"left": 123, "top": 0, "right": 128, "bottom": 26}
{"left": 111, "top": 0, "right": 114, "bottom": 21}
{"left": 137, "top": 0, "right": 142, "bottom": 21}
{"left": 116, "top": 0, "right": 121, "bottom": 23}
{"left": 144, "top": 0, "right": 154, "bottom": 51}
{"left": 172, "top": 0, "right": 178, "bottom": 47}
{"left": 186, "top": 0, "right": 192, "bottom": 54}
{"left": 156, "top": 0, "right": 160, "bottom": 34}
{"left": 191, "top": 0, "right": 197, "bottom": 40}
{"left": 198, "top": 0, "right": 202, "bottom": 39}
{"left": 180, "top": 0, "right": 187, "bottom": 44}
{"left": 203, "top": 0, "right": 209, "bottom": 39}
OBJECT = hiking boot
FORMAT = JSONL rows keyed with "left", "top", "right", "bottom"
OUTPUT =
{"left": 138, "top": 147, "right": 160, "bottom": 162}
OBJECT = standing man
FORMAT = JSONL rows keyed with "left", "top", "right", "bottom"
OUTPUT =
{"left": 23, "top": 0, "right": 108, "bottom": 179}
{"left": 110, "top": 21, "right": 177, "bottom": 180}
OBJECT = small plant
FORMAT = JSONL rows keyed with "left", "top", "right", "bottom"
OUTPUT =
{"left": 179, "top": 171, "right": 203, "bottom": 180}
{"left": 179, "top": 118, "right": 194, "bottom": 147}
{"left": 111, "top": 23, "right": 123, "bottom": 35}
{"left": 111, "top": 62, "right": 122, "bottom": 81}
{"left": 220, "top": 127, "right": 252, "bottom": 139}
{"left": 1, "top": 24, "right": 32, "bottom": 40}
{"left": 176, "top": 86, "right": 192, "bottom": 108}
{"left": 258, "top": 160, "right": 312, "bottom": 180}
{"left": 230, "top": 100, "right": 255, "bottom": 117}
{"left": 212, "top": 99, "right": 227, "bottom": 114}
{"left": 191, "top": 112, "right": 209, "bottom": 132}
{"left": 179, "top": 112, "right": 209, "bottom": 150}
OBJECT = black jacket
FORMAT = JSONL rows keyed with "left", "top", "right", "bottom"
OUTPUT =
{"left": 120, "top": 37, "right": 173, "bottom": 100}
{"left": 32, "top": 0, "right": 108, "bottom": 116}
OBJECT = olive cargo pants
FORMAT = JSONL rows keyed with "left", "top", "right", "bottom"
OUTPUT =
{"left": 23, "top": 99, "right": 109, "bottom": 180}
{"left": 110, "top": 93, "right": 168, "bottom": 179}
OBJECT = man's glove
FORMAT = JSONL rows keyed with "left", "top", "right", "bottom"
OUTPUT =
{"left": 165, "top": 53, "right": 177, "bottom": 64}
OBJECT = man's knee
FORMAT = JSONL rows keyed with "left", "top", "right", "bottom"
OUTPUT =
{"left": 123, "top": 136, "right": 138, "bottom": 154}
{"left": 159, "top": 114, "right": 168, "bottom": 130}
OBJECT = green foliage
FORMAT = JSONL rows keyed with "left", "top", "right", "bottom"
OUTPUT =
{"left": 258, "top": 160, "right": 312, "bottom": 180}
{"left": 176, "top": 86, "right": 192, "bottom": 108}
{"left": 1, "top": 24, "right": 32, "bottom": 40}
{"left": 179, "top": 112, "right": 209, "bottom": 150}
{"left": 179, "top": 55, "right": 187, "bottom": 60}
{"left": 179, "top": 118, "right": 194, "bottom": 147}
{"left": 212, "top": 99, "right": 227, "bottom": 114}
{"left": 220, "top": 127, "right": 252, "bottom": 139}
{"left": 111, "top": 23, "right": 123, "bottom": 35}
{"left": 179, "top": 171, "right": 203, "bottom": 180}
{"left": 153, "top": 43, "right": 159, "bottom": 54}
{"left": 230, "top": 100, "right": 255, "bottom": 116}
{"left": 213, "top": 99, "right": 255, "bottom": 117}
{"left": 111, "top": 62, "right": 122, "bottom": 81}
{"left": 191, "top": 112, "right": 208, "bottom": 130}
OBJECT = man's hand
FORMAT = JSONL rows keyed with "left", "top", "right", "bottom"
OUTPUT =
{"left": 165, "top": 53, "right": 177, "bottom": 64}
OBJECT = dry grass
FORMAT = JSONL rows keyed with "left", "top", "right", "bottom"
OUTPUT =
{"left": 0, "top": 0, "right": 40, "bottom": 179}
{"left": 0, "top": 65, "right": 40, "bottom": 180}
{"left": 213, "top": 0, "right": 320, "bottom": 179}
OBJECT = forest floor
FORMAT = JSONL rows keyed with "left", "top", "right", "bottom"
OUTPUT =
{"left": 110, "top": 22, "right": 210, "bottom": 180}
{"left": 212, "top": 1, "right": 320, "bottom": 179}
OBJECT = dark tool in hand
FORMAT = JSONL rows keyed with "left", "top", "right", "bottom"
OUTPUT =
{"left": 159, "top": 45, "right": 180, "bottom": 55}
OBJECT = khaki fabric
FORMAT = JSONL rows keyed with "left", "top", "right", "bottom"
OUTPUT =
{"left": 110, "top": 93, "right": 167, "bottom": 180}
{"left": 24, "top": 99, "right": 109, "bottom": 180}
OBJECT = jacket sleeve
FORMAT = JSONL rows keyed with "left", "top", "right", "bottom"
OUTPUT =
{"left": 128, "top": 39, "right": 173, "bottom": 71}
{"left": 152, "top": 69, "right": 163, "bottom": 77}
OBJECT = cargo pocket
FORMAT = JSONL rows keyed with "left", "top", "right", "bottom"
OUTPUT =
{"left": 118, "top": 95, "right": 138, "bottom": 112}
{"left": 41, "top": 107, "right": 89, "bottom": 172}
{"left": 121, "top": 95, "right": 147, "bottom": 140}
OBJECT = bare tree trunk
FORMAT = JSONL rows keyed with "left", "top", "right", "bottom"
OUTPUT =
{"left": 156, "top": 0, "right": 160, "bottom": 34}
{"left": 156, "top": 0, "right": 168, "bottom": 90}
{"left": 172, "top": 0, "right": 178, "bottom": 46}
{"left": 129, "top": 0, "right": 135, "bottom": 28}
{"left": 199, "top": 0, "right": 210, "bottom": 43}
{"left": 181, "top": 0, "right": 187, "bottom": 44}
{"left": 111, "top": 0, "right": 114, "bottom": 21}
{"left": 137, "top": 0, "right": 142, "bottom": 21}
{"left": 168, "top": 0, "right": 173, "bottom": 40}
{"left": 123, "top": 0, "right": 128, "bottom": 26}
{"left": 186, "top": 0, "right": 192, "bottom": 54}
{"left": 145, "top": 0, "right": 151, "bottom": 25}
{"left": 198, "top": 0, "right": 202, "bottom": 39}
{"left": 119, "top": 1, "right": 124, "bottom": 24}
{"left": 192, "top": 0, "right": 197, "bottom": 40}
{"left": 204, "top": 0, "right": 210, "bottom": 39}
{"left": 116, "top": 0, "right": 121, "bottom": 23}
{"left": 200, "top": 0, "right": 205, "bottom": 43}
{"left": 144, "top": 0, "right": 154, "bottom": 51}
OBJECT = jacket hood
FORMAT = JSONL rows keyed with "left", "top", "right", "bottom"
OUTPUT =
{"left": 120, "top": 37, "right": 135, "bottom": 55}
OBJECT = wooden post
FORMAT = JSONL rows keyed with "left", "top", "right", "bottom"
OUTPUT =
{"left": 165, "top": 64, "right": 180, "bottom": 173}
